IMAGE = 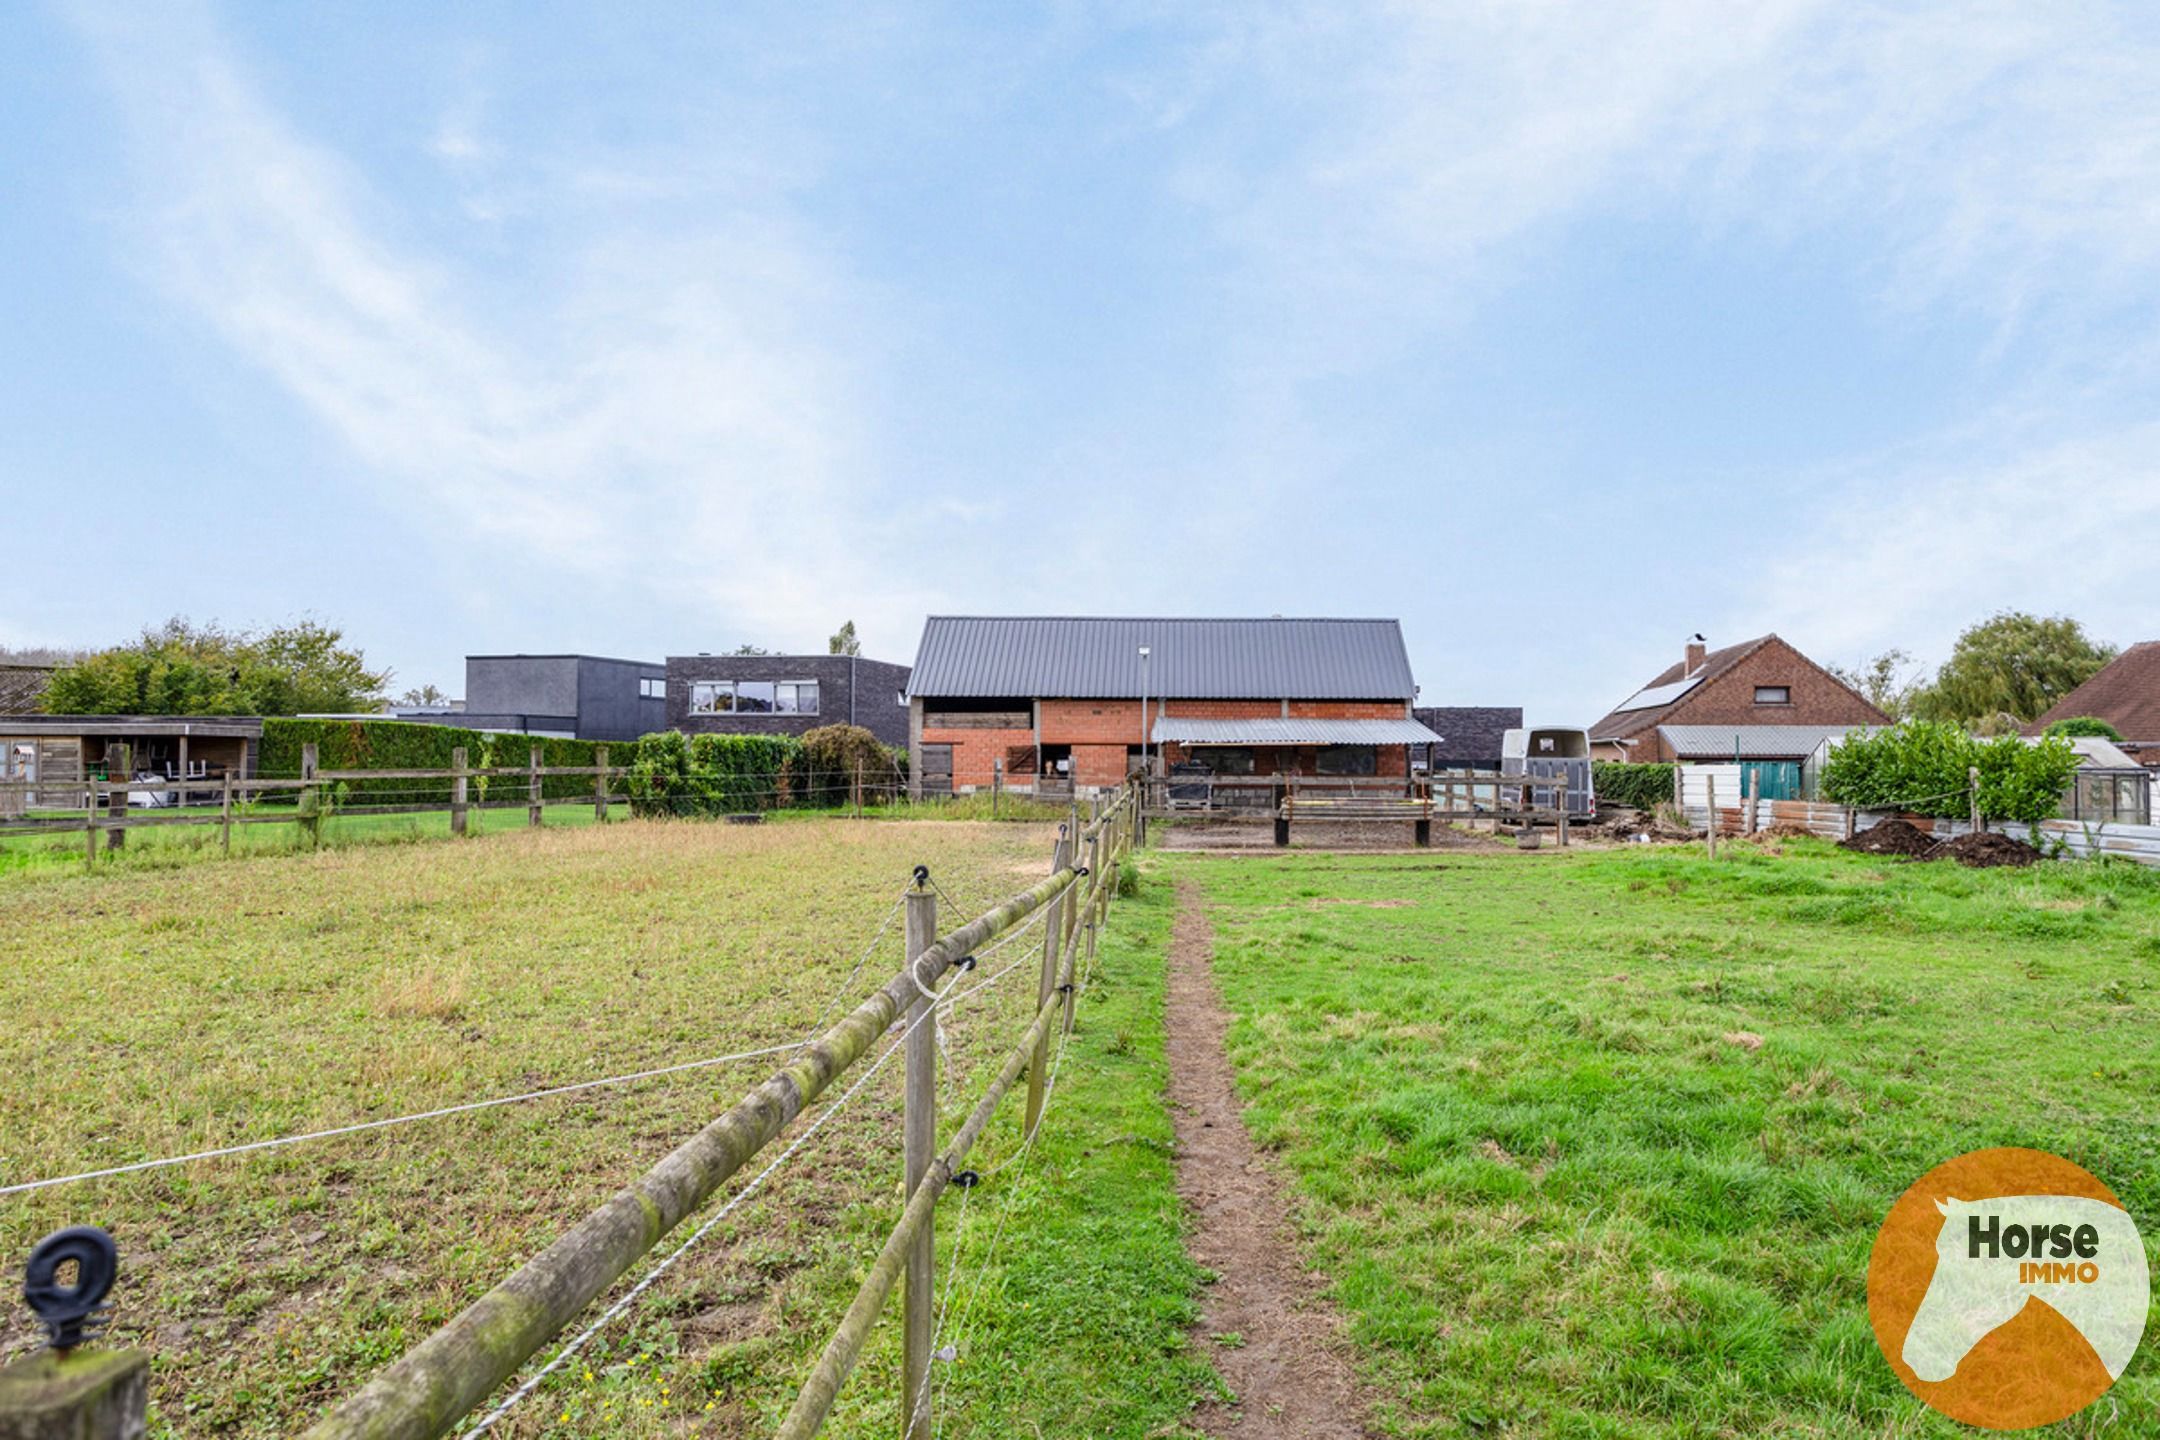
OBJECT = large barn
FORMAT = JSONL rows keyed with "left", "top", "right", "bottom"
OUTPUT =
{"left": 904, "top": 616, "right": 1437, "bottom": 798}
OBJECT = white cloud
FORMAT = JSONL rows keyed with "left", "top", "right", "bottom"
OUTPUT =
{"left": 67, "top": 1, "right": 937, "bottom": 650}
{"left": 1744, "top": 422, "right": 2160, "bottom": 668}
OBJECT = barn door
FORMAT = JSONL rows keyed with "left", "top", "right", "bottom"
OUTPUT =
{"left": 919, "top": 743, "right": 953, "bottom": 798}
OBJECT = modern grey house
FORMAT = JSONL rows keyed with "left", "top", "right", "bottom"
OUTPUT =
{"left": 665, "top": 653, "right": 912, "bottom": 747}
{"left": 456, "top": 654, "right": 667, "bottom": 742}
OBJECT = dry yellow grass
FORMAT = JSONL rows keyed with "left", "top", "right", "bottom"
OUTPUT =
{"left": 0, "top": 817, "right": 1074, "bottom": 1436}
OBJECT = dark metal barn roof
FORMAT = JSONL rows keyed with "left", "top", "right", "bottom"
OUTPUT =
{"left": 907, "top": 617, "right": 1417, "bottom": 700}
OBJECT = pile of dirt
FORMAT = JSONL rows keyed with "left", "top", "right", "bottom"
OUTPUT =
{"left": 1930, "top": 830, "right": 2042, "bottom": 869}
{"left": 1756, "top": 822, "right": 1818, "bottom": 841}
{"left": 1597, "top": 807, "right": 1695, "bottom": 843}
{"left": 1838, "top": 818, "right": 1938, "bottom": 857}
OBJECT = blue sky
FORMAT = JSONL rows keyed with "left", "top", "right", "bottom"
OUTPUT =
{"left": 5, "top": 2, "right": 2158, "bottom": 719}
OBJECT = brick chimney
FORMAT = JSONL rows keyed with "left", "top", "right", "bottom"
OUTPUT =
{"left": 1684, "top": 634, "right": 1707, "bottom": 675}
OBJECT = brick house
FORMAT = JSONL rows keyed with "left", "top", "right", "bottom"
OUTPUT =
{"left": 2027, "top": 640, "right": 2160, "bottom": 774}
{"left": 1588, "top": 634, "right": 1888, "bottom": 763}
{"left": 905, "top": 616, "right": 1438, "bottom": 797}
{"left": 667, "top": 653, "right": 912, "bottom": 747}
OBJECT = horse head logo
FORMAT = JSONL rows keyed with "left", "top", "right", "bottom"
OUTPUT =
{"left": 1902, "top": 1195, "right": 2148, "bottom": 1385}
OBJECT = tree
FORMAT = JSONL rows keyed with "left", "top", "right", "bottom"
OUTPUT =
{"left": 828, "top": 620, "right": 861, "bottom": 657}
{"left": 1829, "top": 648, "right": 1921, "bottom": 720}
{"left": 729, "top": 644, "right": 771, "bottom": 656}
{"left": 397, "top": 684, "right": 452, "bottom": 708}
{"left": 1909, "top": 612, "right": 2115, "bottom": 729}
{"left": 42, "top": 617, "right": 389, "bottom": 716}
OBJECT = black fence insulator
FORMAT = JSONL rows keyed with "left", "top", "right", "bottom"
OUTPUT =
{"left": 24, "top": 1225, "right": 118, "bottom": 1350}
{"left": 911, "top": 864, "right": 930, "bottom": 888}
{"left": 949, "top": 1170, "right": 981, "bottom": 1189}
{"left": 953, "top": 955, "right": 977, "bottom": 972}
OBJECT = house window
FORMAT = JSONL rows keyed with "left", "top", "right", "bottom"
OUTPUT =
{"left": 1754, "top": 686, "right": 1792, "bottom": 705}
{"left": 774, "top": 681, "right": 819, "bottom": 715}
{"left": 639, "top": 678, "right": 665, "bottom": 699}
{"left": 1316, "top": 745, "right": 1377, "bottom": 776}
{"left": 1198, "top": 747, "right": 1256, "bottom": 775}
{"left": 691, "top": 682, "right": 733, "bottom": 714}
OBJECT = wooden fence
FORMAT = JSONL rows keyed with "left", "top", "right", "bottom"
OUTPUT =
{"left": 0, "top": 742, "right": 939, "bottom": 866}
{"left": 1142, "top": 770, "right": 1573, "bottom": 846}
{"left": 279, "top": 785, "right": 1141, "bottom": 1440}
{"left": 0, "top": 742, "right": 622, "bottom": 864}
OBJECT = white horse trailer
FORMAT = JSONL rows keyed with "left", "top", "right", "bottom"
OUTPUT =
{"left": 1501, "top": 727, "right": 1596, "bottom": 818}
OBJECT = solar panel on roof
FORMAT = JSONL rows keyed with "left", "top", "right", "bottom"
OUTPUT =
{"left": 1611, "top": 676, "right": 1704, "bottom": 713}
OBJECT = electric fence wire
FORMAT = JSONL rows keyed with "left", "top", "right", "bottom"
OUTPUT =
{"left": 1, "top": 885, "right": 918, "bottom": 1199}
{"left": 462, "top": 908, "right": 1047, "bottom": 1437}
{"left": 923, "top": 889, "right": 1108, "bottom": 1433}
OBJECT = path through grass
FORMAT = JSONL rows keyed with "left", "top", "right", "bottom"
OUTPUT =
{"left": 1179, "top": 839, "right": 2160, "bottom": 1438}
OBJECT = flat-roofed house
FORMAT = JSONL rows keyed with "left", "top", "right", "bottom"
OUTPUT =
{"left": 904, "top": 616, "right": 1438, "bottom": 797}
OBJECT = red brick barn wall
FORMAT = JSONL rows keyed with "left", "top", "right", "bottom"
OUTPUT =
{"left": 919, "top": 723, "right": 1034, "bottom": 790}
{"left": 926, "top": 696, "right": 1419, "bottom": 788}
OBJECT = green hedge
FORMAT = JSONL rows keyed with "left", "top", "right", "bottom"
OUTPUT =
{"left": 620, "top": 727, "right": 907, "bottom": 817}
{"left": 1591, "top": 761, "right": 1674, "bottom": 812}
{"left": 259, "top": 718, "right": 617, "bottom": 806}
{"left": 1819, "top": 721, "right": 2080, "bottom": 823}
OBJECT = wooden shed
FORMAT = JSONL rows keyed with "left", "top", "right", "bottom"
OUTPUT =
{"left": 0, "top": 716, "right": 262, "bottom": 816}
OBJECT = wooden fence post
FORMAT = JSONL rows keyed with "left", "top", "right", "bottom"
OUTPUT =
{"left": 83, "top": 784, "right": 97, "bottom": 871}
{"left": 0, "top": 1348, "right": 149, "bottom": 1439}
{"left": 1747, "top": 768, "right": 1760, "bottom": 836}
{"left": 220, "top": 771, "right": 234, "bottom": 856}
{"left": 594, "top": 746, "right": 610, "bottom": 823}
{"left": 853, "top": 759, "right": 863, "bottom": 819}
{"left": 1025, "top": 825, "right": 1072, "bottom": 1137}
{"left": 901, "top": 881, "right": 938, "bottom": 1440}
{"left": 992, "top": 758, "right": 1002, "bottom": 819}
{"left": 1556, "top": 774, "right": 1569, "bottom": 847}
{"left": 1968, "top": 765, "right": 1982, "bottom": 833}
{"left": 528, "top": 745, "right": 543, "bottom": 828}
{"left": 300, "top": 742, "right": 320, "bottom": 848}
{"left": 1704, "top": 773, "right": 1717, "bottom": 858}
{"left": 451, "top": 747, "right": 469, "bottom": 837}
{"left": 105, "top": 744, "right": 130, "bottom": 853}
{"left": 1069, "top": 830, "right": 1099, "bottom": 1035}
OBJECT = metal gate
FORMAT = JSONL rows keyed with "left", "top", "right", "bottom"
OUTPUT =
{"left": 1737, "top": 761, "right": 1801, "bottom": 802}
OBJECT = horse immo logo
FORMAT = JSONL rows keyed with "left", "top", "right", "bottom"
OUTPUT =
{"left": 1869, "top": 1147, "right": 2150, "bottom": 1430}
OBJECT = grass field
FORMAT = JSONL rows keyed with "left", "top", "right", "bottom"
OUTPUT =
{"left": 1178, "top": 839, "right": 2160, "bottom": 1438}
{"left": 0, "top": 818, "right": 1203, "bottom": 1437}
{"left": 0, "top": 792, "right": 1072, "bottom": 877}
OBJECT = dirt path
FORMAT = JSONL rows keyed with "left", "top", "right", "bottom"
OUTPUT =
{"left": 1166, "top": 880, "right": 1374, "bottom": 1439}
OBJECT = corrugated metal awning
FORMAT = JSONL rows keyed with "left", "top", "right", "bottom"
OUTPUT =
{"left": 1150, "top": 717, "right": 1442, "bottom": 746}
{"left": 1656, "top": 724, "right": 1884, "bottom": 759}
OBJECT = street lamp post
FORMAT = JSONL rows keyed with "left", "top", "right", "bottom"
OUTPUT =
{"left": 1138, "top": 645, "right": 1152, "bottom": 781}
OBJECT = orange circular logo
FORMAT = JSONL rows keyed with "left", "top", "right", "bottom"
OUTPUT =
{"left": 1867, "top": 1147, "right": 2149, "bottom": 1429}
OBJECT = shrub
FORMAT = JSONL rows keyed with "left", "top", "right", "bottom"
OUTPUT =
{"left": 2045, "top": 716, "right": 2123, "bottom": 741}
{"left": 1591, "top": 762, "right": 1674, "bottom": 812}
{"left": 1116, "top": 858, "right": 1140, "bottom": 898}
{"left": 1819, "top": 722, "right": 2081, "bottom": 824}
{"left": 622, "top": 732, "right": 803, "bottom": 817}
{"left": 792, "top": 725, "right": 904, "bottom": 808}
